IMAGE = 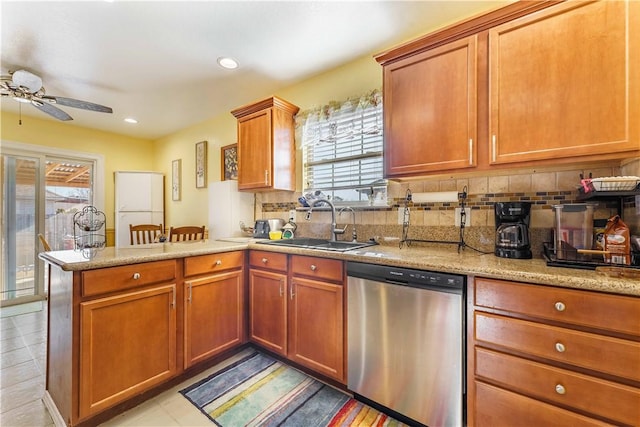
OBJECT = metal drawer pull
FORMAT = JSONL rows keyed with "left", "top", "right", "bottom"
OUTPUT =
{"left": 555, "top": 384, "right": 566, "bottom": 395}
{"left": 554, "top": 302, "right": 566, "bottom": 312}
{"left": 555, "top": 342, "right": 566, "bottom": 353}
{"left": 215, "top": 260, "right": 222, "bottom": 266}
{"left": 133, "top": 273, "right": 141, "bottom": 280}
{"left": 310, "top": 264, "right": 317, "bottom": 271}
{"left": 261, "top": 258, "right": 268, "bottom": 264}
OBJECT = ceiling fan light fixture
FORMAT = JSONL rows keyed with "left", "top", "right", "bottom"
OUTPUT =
{"left": 124, "top": 117, "right": 138, "bottom": 124}
{"left": 217, "top": 57, "right": 239, "bottom": 70}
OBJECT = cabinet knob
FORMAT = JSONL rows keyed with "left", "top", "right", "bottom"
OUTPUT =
{"left": 554, "top": 301, "right": 566, "bottom": 312}
{"left": 555, "top": 384, "right": 566, "bottom": 395}
{"left": 215, "top": 260, "right": 222, "bottom": 266}
{"left": 310, "top": 264, "right": 317, "bottom": 271}
{"left": 261, "top": 257, "right": 268, "bottom": 264}
{"left": 555, "top": 342, "right": 566, "bottom": 353}
{"left": 132, "top": 273, "right": 141, "bottom": 280}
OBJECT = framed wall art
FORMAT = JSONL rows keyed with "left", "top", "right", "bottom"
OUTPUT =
{"left": 221, "top": 143, "right": 238, "bottom": 181}
{"left": 171, "top": 159, "right": 181, "bottom": 201}
{"left": 195, "top": 140, "right": 208, "bottom": 188}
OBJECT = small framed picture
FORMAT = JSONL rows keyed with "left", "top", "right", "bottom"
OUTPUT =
{"left": 195, "top": 141, "right": 208, "bottom": 188}
{"left": 171, "top": 159, "right": 181, "bottom": 201}
{"left": 221, "top": 143, "right": 238, "bottom": 181}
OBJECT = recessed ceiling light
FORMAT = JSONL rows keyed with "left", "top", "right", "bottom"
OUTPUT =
{"left": 124, "top": 117, "right": 138, "bottom": 124}
{"left": 217, "top": 57, "right": 239, "bottom": 70}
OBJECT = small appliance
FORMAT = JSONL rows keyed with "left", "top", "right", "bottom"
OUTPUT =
{"left": 253, "top": 219, "right": 285, "bottom": 239}
{"left": 495, "top": 202, "right": 532, "bottom": 259}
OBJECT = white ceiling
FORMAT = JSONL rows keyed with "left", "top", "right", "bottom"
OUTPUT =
{"left": 1, "top": 1, "right": 509, "bottom": 140}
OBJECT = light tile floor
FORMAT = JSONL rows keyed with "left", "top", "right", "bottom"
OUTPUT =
{"left": 0, "top": 304, "right": 256, "bottom": 427}
{"left": 1, "top": 304, "right": 53, "bottom": 427}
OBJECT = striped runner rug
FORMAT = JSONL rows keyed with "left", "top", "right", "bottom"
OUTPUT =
{"left": 180, "top": 351, "right": 406, "bottom": 427}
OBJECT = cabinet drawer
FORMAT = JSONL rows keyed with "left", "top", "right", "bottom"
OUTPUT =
{"left": 249, "top": 250, "right": 287, "bottom": 272}
{"left": 82, "top": 260, "right": 176, "bottom": 297}
{"left": 475, "top": 278, "right": 640, "bottom": 337}
{"left": 475, "top": 312, "right": 640, "bottom": 382}
{"left": 291, "top": 255, "right": 343, "bottom": 283}
{"left": 475, "top": 347, "right": 640, "bottom": 426}
{"left": 474, "top": 381, "right": 614, "bottom": 427}
{"left": 184, "top": 251, "right": 244, "bottom": 277}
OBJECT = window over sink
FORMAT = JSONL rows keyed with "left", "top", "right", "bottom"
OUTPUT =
{"left": 299, "top": 90, "right": 387, "bottom": 206}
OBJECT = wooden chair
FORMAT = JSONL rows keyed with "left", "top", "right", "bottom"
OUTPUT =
{"left": 168, "top": 226, "right": 205, "bottom": 242}
{"left": 129, "top": 224, "right": 164, "bottom": 245}
{"left": 38, "top": 233, "right": 51, "bottom": 251}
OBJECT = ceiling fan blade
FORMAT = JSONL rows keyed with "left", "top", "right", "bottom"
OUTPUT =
{"left": 33, "top": 101, "right": 73, "bottom": 121}
{"left": 12, "top": 70, "right": 43, "bottom": 93}
{"left": 42, "top": 95, "right": 113, "bottom": 113}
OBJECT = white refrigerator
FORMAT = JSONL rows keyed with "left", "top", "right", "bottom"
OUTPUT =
{"left": 208, "top": 180, "right": 255, "bottom": 240}
{"left": 115, "top": 171, "right": 164, "bottom": 246}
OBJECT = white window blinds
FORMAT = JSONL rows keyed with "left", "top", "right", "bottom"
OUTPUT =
{"left": 301, "top": 90, "right": 386, "bottom": 205}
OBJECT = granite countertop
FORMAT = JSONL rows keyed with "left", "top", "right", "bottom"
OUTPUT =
{"left": 40, "top": 239, "right": 640, "bottom": 297}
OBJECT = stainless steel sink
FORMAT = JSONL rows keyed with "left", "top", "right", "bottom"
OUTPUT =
{"left": 258, "top": 237, "right": 377, "bottom": 252}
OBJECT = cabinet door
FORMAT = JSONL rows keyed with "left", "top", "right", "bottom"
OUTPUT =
{"left": 249, "top": 269, "right": 287, "bottom": 355}
{"left": 184, "top": 270, "right": 244, "bottom": 368}
{"left": 489, "top": 1, "right": 640, "bottom": 164}
{"left": 237, "top": 109, "right": 272, "bottom": 190}
{"left": 383, "top": 35, "right": 477, "bottom": 177}
{"left": 289, "top": 276, "right": 344, "bottom": 381}
{"left": 79, "top": 284, "right": 176, "bottom": 419}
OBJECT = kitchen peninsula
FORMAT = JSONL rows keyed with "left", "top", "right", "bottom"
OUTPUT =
{"left": 40, "top": 240, "right": 640, "bottom": 426}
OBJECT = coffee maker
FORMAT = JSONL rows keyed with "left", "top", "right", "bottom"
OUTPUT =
{"left": 494, "top": 202, "right": 532, "bottom": 259}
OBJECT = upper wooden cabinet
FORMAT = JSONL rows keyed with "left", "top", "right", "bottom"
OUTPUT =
{"left": 489, "top": 0, "right": 640, "bottom": 165}
{"left": 231, "top": 96, "right": 299, "bottom": 191}
{"left": 381, "top": 35, "right": 478, "bottom": 177}
{"left": 376, "top": 0, "right": 640, "bottom": 177}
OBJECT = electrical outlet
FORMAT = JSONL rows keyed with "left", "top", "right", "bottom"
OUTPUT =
{"left": 455, "top": 208, "right": 471, "bottom": 227}
{"left": 288, "top": 210, "right": 296, "bottom": 222}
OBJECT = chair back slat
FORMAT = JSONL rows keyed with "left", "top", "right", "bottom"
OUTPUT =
{"left": 168, "top": 226, "right": 205, "bottom": 242}
{"left": 129, "top": 224, "right": 164, "bottom": 245}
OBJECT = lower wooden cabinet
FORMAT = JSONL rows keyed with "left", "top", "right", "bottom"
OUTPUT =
{"left": 288, "top": 275, "right": 344, "bottom": 381}
{"left": 184, "top": 270, "right": 244, "bottom": 368}
{"left": 79, "top": 284, "right": 177, "bottom": 419}
{"left": 249, "top": 268, "right": 288, "bottom": 355}
{"left": 183, "top": 251, "right": 245, "bottom": 369}
{"left": 469, "top": 277, "right": 640, "bottom": 426}
{"left": 248, "top": 251, "right": 346, "bottom": 382}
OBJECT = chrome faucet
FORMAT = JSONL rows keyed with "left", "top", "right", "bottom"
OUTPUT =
{"left": 305, "top": 199, "right": 345, "bottom": 241}
{"left": 339, "top": 206, "right": 357, "bottom": 242}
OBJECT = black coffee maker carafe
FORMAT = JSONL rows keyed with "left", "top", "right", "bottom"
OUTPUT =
{"left": 494, "top": 202, "right": 532, "bottom": 259}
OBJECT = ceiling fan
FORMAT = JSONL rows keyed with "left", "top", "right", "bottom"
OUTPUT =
{"left": 0, "top": 69, "right": 113, "bottom": 121}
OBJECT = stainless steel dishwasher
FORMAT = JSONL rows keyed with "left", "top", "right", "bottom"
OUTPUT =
{"left": 347, "top": 261, "right": 465, "bottom": 427}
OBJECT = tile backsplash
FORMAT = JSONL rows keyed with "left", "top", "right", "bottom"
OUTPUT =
{"left": 255, "top": 159, "right": 639, "bottom": 258}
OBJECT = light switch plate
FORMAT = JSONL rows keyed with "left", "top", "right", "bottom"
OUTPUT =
{"left": 289, "top": 210, "right": 296, "bottom": 222}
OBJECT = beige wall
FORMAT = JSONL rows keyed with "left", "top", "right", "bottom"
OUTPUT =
{"left": 1, "top": 111, "right": 154, "bottom": 233}
{"left": 154, "top": 54, "right": 382, "bottom": 230}
{"left": 2, "top": 51, "right": 638, "bottom": 249}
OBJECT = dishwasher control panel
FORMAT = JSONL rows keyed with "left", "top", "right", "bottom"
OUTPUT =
{"left": 347, "top": 261, "right": 465, "bottom": 291}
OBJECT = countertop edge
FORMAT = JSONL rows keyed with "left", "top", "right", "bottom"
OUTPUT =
{"left": 39, "top": 240, "right": 640, "bottom": 297}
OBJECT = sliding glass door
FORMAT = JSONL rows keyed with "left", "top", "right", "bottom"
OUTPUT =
{"left": 1, "top": 154, "right": 42, "bottom": 305}
{"left": 1, "top": 145, "right": 98, "bottom": 307}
